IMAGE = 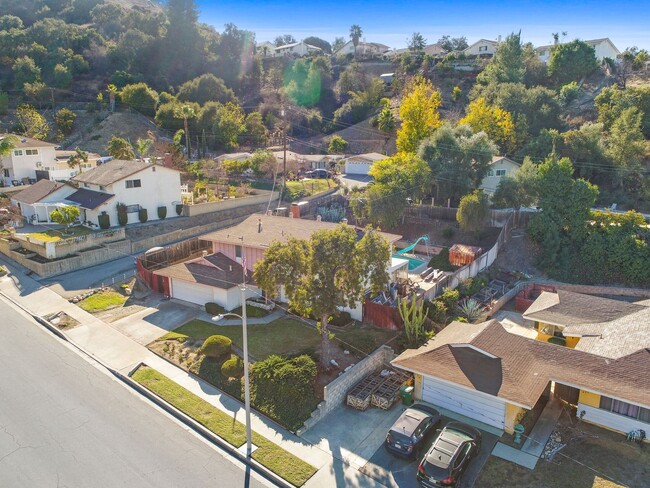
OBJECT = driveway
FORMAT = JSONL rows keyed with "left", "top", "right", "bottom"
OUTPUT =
{"left": 338, "top": 173, "right": 374, "bottom": 189}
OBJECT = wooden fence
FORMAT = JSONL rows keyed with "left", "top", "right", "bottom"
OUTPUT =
{"left": 363, "top": 300, "right": 403, "bottom": 330}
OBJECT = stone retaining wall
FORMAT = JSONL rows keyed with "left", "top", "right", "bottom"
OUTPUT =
{"left": 182, "top": 191, "right": 278, "bottom": 217}
{"left": 296, "top": 345, "right": 395, "bottom": 436}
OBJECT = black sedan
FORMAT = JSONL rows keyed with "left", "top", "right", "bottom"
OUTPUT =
{"left": 417, "top": 421, "right": 482, "bottom": 487}
{"left": 385, "top": 404, "right": 441, "bottom": 458}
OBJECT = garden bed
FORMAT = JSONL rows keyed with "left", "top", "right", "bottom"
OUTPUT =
{"left": 43, "top": 311, "right": 80, "bottom": 330}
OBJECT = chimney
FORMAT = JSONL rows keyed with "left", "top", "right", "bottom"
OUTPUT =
{"left": 258, "top": 218, "right": 262, "bottom": 233}
{"left": 163, "top": 153, "right": 173, "bottom": 168}
{"left": 316, "top": 215, "right": 322, "bottom": 221}
{"left": 497, "top": 35, "right": 502, "bottom": 43}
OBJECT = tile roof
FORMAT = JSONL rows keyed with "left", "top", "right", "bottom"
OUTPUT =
{"left": 72, "top": 160, "right": 178, "bottom": 186}
{"left": 200, "top": 214, "right": 402, "bottom": 248}
{"left": 65, "top": 189, "right": 114, "bottom": 210}
{"left": 154, "top": 253, "right": 252, "bottom": 290}
{"left": 393, "top": 320, "right": 650, "bottom": 408}
{"left": 0, "top": 133, "right": 58, "bottom": 149}
{"left": 523, "top": 290, "right": 645, "bottom": 327}
{"left": 11, "top": 179, "right": 66, "bottom": 204}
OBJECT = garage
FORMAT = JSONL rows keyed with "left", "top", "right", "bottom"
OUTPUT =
{"left": 171, "top": 279, "right": 214, "bottom": 306}
{"left": 344, "top": 153, "right": 388, "bottom": 175}
{"left": 421, "top": 376, "right": 507, "bottom": 429}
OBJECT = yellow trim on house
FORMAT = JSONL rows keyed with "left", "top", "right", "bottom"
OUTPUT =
{"left": 536, "top": 322, "right": 580, "bottom": 348}
{"left": 578, "top": 390, "right": 601, "bottom": 408}
{"left": 565, "top": 336, "right": 580, "bottom": 348}
{"left": 504, "top": 403, "right": 527, "bottom": 434}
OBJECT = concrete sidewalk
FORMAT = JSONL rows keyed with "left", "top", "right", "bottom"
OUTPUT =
{"left": 0, "top": 258, "right": 387, "bottom": 488}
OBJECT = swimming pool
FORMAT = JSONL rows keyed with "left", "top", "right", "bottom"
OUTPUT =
{"left": 393, "top": 253, "right": 426, "bottom": 271}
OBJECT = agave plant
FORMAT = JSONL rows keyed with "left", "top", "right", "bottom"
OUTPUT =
{"left": 457, "top": 298, "right": 483, "bottom": 323}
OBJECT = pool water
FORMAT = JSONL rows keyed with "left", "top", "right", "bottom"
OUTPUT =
{"left": 393, "top": 254, "right": 426, "bottom": 271}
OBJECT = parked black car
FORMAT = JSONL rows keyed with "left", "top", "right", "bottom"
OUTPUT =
{"left": 385, "top": 404, "right": 441, "bottom": 457}
{"left": 306, "top": 169, "right": 332, "bottom": 179}
{"left": 417, "top": 421, "right": 482, "bottom": 487}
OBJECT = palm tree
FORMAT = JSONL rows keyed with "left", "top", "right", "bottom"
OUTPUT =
{"left": 175, "top": 104, "right": 195, "bottom": 159}
{"left": 377, "top": 107, "right": 395, "bottom": 135}
{"left": 135, "top": 137, "right": 154, "bottom": 160}
{"left": 349, "top": 25, "right": 363, "bottom": 57}
{"left": 67, "top": 147, "right": 88, "bottom": 175}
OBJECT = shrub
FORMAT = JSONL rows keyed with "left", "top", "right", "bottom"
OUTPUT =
{"left": 204, "top": 302, "right": 225, "bottom": 316}
{"left": 439, "top": 288, "right": 460, "bottom": 312}
{"left": 200, "top": 335, "right": 232, "bottom": 358}
{"left": 98, "top": 213, "right": 110, "bottom": 229}
{"left": 117, "top": 210, "right": 128, "bottom": 226}
{"left": 425, "top": 300, "right": 447, "bottom": 323}
{"left": 221, "top": 357, "right": 244, "bottom": 378}
{"left": 559, "top": 81, "right": 581, "bottom": 106}
{"left": 428, "top": 248, "right": 455, "bottom": 271}
{"left": 329, "top": 311, "right": 352, "bottom": 327}
{"left": 157, "top": 206, "right": 167, "bottom": 219}
{"left": 249, "top": 354, "right": 317, "bottom": 431}
{"left": 120, "top": 83, "right": 159, "bottom": 116}
{"left": 441, "top": 226, "right": 455, "bottom": 239}
{"left": 138, "top": 208, "right": 148, "bottom": 223}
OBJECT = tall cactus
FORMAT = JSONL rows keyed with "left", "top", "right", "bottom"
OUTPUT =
{"left": 399, "top": 295, "right": 427, "bottom": 348}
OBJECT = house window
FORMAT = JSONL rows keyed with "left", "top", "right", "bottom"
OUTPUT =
{"left": 3, "top": 169, "right": 9, "bottom": 177}
{"left": 487, "top": 169, "right": 494, "bottom": 177}
{"left": 14, "top": 150, "right": 23, "bottom": 156}
{"left": 125, "top": 204, "right": 140, "bottom": 213}
{"left": 496, "top": 169, "right": 507, "bottom": 177}
{"left": 125, "top": 179, "right": 141, "bottom": 188}
{"left": 84, "top": 183, "right": 89, "bottom": 188}
{"left": 25, "top": 149, "right": 38, "bottom": 155}
{"left": 599, "top": 396, "right": 650, "bottom": 422}
{"left": 99, "top": 185, "right": 106, "bottom": 191}
{"left": 235, "top": 245, "right": 242, "bottom": 258}
{"left": 479, "top": 46, "right": 488, "bottom": 52}
{"left": 539, "top": 323, "right": 556, "bottom": 336}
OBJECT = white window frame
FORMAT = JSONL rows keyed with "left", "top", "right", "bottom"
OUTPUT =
{"left": 125, "top": 179, "right": 142, "bottom": 189}
{"left": 487, "top": 169, "right": 494, "bottom": 177}
{"left": 495, "top": 169, "right": 507, "bottom": 177}
{"left": 25, "top": 149, "right": 38, "bottom": 156}
{"left": 14, "top": 149, "right": 23, "bottom": 156}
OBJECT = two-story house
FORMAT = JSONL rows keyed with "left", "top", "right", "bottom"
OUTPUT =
{"left": 0, "top": 134, "right": 58, "bottom": 186}
{"left": 479, "top": 156, "right": 521, "bottom": 195}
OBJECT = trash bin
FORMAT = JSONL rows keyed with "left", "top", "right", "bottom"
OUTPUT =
{"left": 400, "top": 385, "right": 414, "bottom": 406}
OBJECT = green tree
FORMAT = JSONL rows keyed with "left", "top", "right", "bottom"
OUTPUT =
{"left": 396, "top": 76, "right": 442, "bottom": 153}
{"left": 399, "top": 296, "right": 431, "bottom": 348}
{"left": 303, "top": 36, "right": 332, "bottom": 54}
{"left": 175, "top": 104, "right": 196, "bottom": 157}
{"left": 595, "top": 85, "right": 650, "bottom": 137}
{"left": 52, "top": 63, "right": 72, "bottom": 88}
{"left": 377, "top": 107, "right": 395, "bottom": 135}
{"left": 274, "top": 34, "right": 296, "bottom": 46}
{"left": 15, "top": 104, "right": 49, "bottom": 140}
{"left": 254, "top": 225, "right": 390, "bottom": 368}
{"left": 12, "top": 56, "right": 41, "bottom": 88}
{"left": 328, "top": 135, "right": 348, "bottom": 154}
{"left": 332, "top": 36, "right": 346, "bottom": 53}
{"left": 177, "top": 74, "right": 236, "bottom": 105}
{"left": 54, "top": 108, "right": 76, "bottom": 138}
{"left": 49, "top": 205, "right": 80, "bottom": 231}
{"left": 135, "top": 137, "right": 154, "bottom": 159}
{"left": 214, "top": 102, "right": 246, "bottom": 151}
{"left": 120, "top": 83, "right": 159, "bottom": 116}
{"left": 349, "top": 25, "right": 363, "bottom": 56}
{"left": 457, "top": 190, "right": 489, "bottom": 234}
{"left": 67, "top": 147, "right": 88, "bottom": 174}
{"left": 562, "top": 122, "right": 611, "bottom": 180}
{"left": 106, "top": 136, "right": 135, "bottom": 160}
{"left": 548, "top": 39, "right": 599, "bottom": 85}
{"left": 606, "top": 107, "right": 646, "bottom": 191}
{"left": 437, "top": 35, "right": 468, "bottom": 52}
{"left": 0, "top": 134, "right": 17, "bottom": 157}
{"left": 408, "top": 32, "right": 426, "bottom": 53}
{"left": 491, "top": 157, "right": 539, "bottom": 209}
{"left": 244, "top": 112, "right": 267, "bottom": 147}
{"left": 476, "top": 31, "right": 525, "bottom": 87}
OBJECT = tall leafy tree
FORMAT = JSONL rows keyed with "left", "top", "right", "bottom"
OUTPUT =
{"left": 303, "top": 36, "right": 332, "bottom": 54}
{"left": 163, "top": 0, "right": 202, "bottom": 85}
{"left": 457, "top": 190, "right": 489, "bottom": 234}
{"left": 274, "top": 34, "right": 296, "bottom": 46}
{"left": 476, "top": 32, "right": 525, "bottom": 88}
{"left": 349, "top": 25, "right": 363, "bottom": 56}
{"left": 254, "top": 225, "right": 390, "bottom": 368}
{"left": 67, "top": 147, "right": 88, "bottom": 174}
{"left": 15, "top": 104, "right": 49, "bottom": 140}
{"left": 459, "top": 98, "right": 516, "bottom": 153}
{"left": 106, "top": 136, "right": 135, "bottom": 160}
{"left": 396, "top": 76, "right": 442, "bottom": 153}
{"left": 548, "top": 39, "right": 599, "bottom": 85}
{"left": 408, "top": 32, "right": 427, "bottom": 53}
{"left": 0, "top": 134, "right": 17, "bottom": 157}
{"left": 606, "top": 107, "right": 646, "bottom": 192}
{"left": 213, "top": 102, "right": 246, "bottom": 151}
{"left": 332, "top": 36, "right": 346, "bottom": 53}
{"left": 437, "top": 35, "right": 468, "bottom": 52}
{"left": 177, "top": 74, "right": 236, "bottom": 105}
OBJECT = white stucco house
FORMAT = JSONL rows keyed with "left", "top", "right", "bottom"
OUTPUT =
{"left": 463, "top": 39, "right": 499, "bottom": 57}
{"left": 334, "top": 41, "right": 391, "bottom": 57}
{"left": 0, "top": 134, "right": 58, "bottom": 187}
{"left": 480, "top": 156, "right": 521, "bottom": 195}
{"left": 343, "top": 153, "right": 388, "bottom": 176}
{"left": 70, "top": 159, "right": 181, "bottom": 228}
{"left": 11, "top": 179, "right": 76, "bottom": 225}
{"left": 256, "top": 41, "right": 276, "bottom": 57}
{"left": 275, "top": 41, "right": 322, "bottom": 57}
{"left": 536, "top": 38, "right": 621, "bottom": 64}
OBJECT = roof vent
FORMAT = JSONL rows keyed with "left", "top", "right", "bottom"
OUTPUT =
{"left": 258, "top": 218, "right": 263, "bottom": 233}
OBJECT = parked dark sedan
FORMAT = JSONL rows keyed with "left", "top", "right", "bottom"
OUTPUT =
{"left": 417, "top": 421, "right": 482, "bottom": 487}
{"left": 385, "top": 404, "right": 441, "bottom": 457}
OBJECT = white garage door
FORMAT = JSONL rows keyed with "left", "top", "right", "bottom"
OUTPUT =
{"left": 172, "top": 279, "right": 213, "bottom": 306}
{"left": 345, "top": 161, "right": 372, "bottom": 175}
{"left": 422, "top": 377, "right": 506, "bottom": 429}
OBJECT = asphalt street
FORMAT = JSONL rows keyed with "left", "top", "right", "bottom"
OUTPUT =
{"left": 0, "top": 301, "right": 270, "bottom": 488}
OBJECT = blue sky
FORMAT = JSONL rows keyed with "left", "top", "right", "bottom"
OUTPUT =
{"left": 197, "top": 0, "right": 650, "bottom": 50}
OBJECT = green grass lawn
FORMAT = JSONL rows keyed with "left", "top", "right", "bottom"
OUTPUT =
{"left": 285, "top": 179, "right": 337, "bottom": 201}
{"left": 132, "top": 366, "right": 317, "bottom": 486}
{"left": 230, "top": 304, "right": 271, "bottom": 318}
{"left": 78, "top": 290, "right": 128, "bottom": 312}
{"left": 336, "top": 323, "right": 399, "bottom": 354}
{"left": 27, "top": 225, "right": 96, "bottom": 243}
{"left": 162, "top": 318, "right": 321, "bottom": 359}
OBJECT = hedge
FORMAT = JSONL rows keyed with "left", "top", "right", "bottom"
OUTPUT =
{"left": 205, "top": 302, "right": 225, "bottom": 316}
{"left": 221, "top": 357, "right": 244, "bottom": 378}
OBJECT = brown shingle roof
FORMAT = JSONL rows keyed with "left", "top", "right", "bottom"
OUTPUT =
{"left": 154, "top": 253, "right": 252, "bottom": 290}
{"left": 11, "top": 179, "right": 67, "bottom": 205}
{"left": 523, "top": 290, "right": 645, "bottom": 327}
{"left": 393, "top": 320, "right": 650, "bottom": 408}
{"left": 72, "top": 160, "right": 179, "bottom": 186}
{"left": 200, "top": 214, "right": 402, "bottom": 248}
{"left": 0, "top": 133, "right": 58, "bottom": 149}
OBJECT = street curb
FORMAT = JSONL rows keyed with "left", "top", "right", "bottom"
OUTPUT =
{"left": 0, "top": 290, "right": 292, "bottom": 488}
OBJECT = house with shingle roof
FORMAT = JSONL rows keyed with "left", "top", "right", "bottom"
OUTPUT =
{"left": 0, "top": 134, "right": 59, "bottom": 187}
{"left": 150, "top": 214, "right": 403, "bottom": 316}
{"left": 392, "top": 317, "right": 650, "bottom": 436}
{"left": 536, "top": 38, "right": 620, "bottom": 64}
{"left": 10, "top": 179, "right": 76, "bottom": 225}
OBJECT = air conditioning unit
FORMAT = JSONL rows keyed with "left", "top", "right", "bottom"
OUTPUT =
{"left": 36, "top": 162, "right": 42, "bottom": 168}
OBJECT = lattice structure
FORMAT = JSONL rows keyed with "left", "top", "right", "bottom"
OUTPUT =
{"left": 346, "top": 373, "right": 386, "bottom": 411}
{"left": 371, "top": 372, "right": 410, "bottom": 410}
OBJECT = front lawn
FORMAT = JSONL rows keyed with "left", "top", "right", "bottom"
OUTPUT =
{"left": 285, "top": 179, "right": 337, "bottom": 202}
{"left": 476, "top": 412, "right": 650, "bottom": 488}
{"left": 230, "top": 304, "right": 271, "bottom": 318}
{"left": 78, "top": 290, "right": 128, "bottom": 312}
{"left": 161, "top": 318, "right": 321, "bottom": 359}
{"left": 132, "top": 366, "right": 317, "bottom": 486}
{"left": 26, "top": 225, "right": 96, "bottom": 243}
{"left": 336, "top": 323, "right": 399, "bottom": 354}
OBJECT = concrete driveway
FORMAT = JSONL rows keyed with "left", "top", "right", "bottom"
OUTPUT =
{"left": 338, "top": 174, "right": 374, "bottom": 189}
{"left": 303, "top": 401, "right": 500, "bottom": 488}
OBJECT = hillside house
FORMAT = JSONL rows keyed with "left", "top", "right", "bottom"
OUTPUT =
{"left": 463, "top": 39, "right": 499, "bottom": 57}
{"left": 479, "top": 156, "right": 521, "bottom": 195}
{"left": 275, "top": 41, "right": 322, "bottom": 57}
{"left": 0, "top": 134, "right": 58, "bottom": 186}
{"left": 334, "top": 41, "right": 391, "bottom": 57}
{"left": 343, "top": 153, "right": 388, "bottom": 176}
{"left": 536, "top": 38, "right": 620, "bottom": 63}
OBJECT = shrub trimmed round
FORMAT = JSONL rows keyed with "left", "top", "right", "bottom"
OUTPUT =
{"left": 201, "top": 335, "right": 232, "bottom": 358}
{"left": 138, "top": 208, "right": 148, "bottom": 223}
{"left": 221, "top": 357, "right": 244, "bottom": 378}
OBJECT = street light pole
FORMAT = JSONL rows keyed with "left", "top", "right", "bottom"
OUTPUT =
{"left": 240, "top": 283, "right": 252, "bottom": 457}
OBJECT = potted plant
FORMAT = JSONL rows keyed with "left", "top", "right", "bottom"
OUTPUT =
{"left": 138, "top": 208, "right": 148, "bottom": 223}
{"left": 175, "top": 203, "right": 183, "bottom": 216}
{"left": 157, "top": 206, "right": 167, "bottom": 219}
{"left": 98, "top": 211, "right": 110, "bottom": 229}
{"left": 116, "top": 202, "right": 128, "bottom": 226}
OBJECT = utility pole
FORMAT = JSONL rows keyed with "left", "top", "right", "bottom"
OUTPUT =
{"left": 281, "top": 107, "right": 287, "bottom": 184}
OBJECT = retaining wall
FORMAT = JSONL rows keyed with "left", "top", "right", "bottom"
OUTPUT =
{"left": 296, "top": 345, "right": 395, "bottom": 436}
{"left": 182, "top": 191, "right": 278, "bottom": 217}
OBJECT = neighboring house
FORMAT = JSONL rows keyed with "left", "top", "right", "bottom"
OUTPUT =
{"left": 298, "top": 154, "right": 344, "bottom": 170}
{"left": 463, "top": 39, "right": 499, "bottom": 57}
{"left": 10, "top": 179, "right": 76, "bottom": 225}
{"left": 392, "top": 318, "right": 650, "bottom": 436}
{"left": 344, "top": 153, "right": 388, "bottom": 175}
{"left": 334, "top": 41, "right": 391, "bottom": 57}
{"left": 47, "top": 150, "right": 102, "bottom": 181}
{"left": 215, "top": 152, "right": 253, "bottom": 163}
{"left": 0, "top": 134, "right": 58, "bottom": 187}
{"left": 275, "top": 41, "right": 322, "bottom": 57}
{"left": 153, "top": 214, "right": 402, "bottom": 315}
{"left": 479, "top": 156, "right": 521, "bottom": 195}
{"left": 536, "top": 38, "right": 621, "bottom": 64}
{"left": 71, "top": 159, "right": 181, "bottom": 228}
{"left": 256, "top": 41, "right": 276, "bottom": 57}
{"left": 386, "top": 44, "right": 446, "bottom": 58}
